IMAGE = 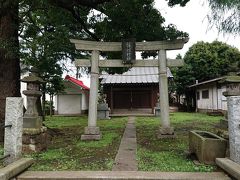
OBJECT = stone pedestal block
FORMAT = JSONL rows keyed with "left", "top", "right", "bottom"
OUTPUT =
{"left": 81, "top": 134, "right": 102, "bottom": 140}
{"left": 154, "top": 107, "right": 160, "bottom": 117}
{"left": 97, "top": 103, "right": 110, "bottom": 120}
{"left": 84, "top": 126, "right": 100, "bottom": 134}
{"left": 159, "top": 127, "right": 174, "bottom": 135}
{"left": 81, "top": 126, "right": 101, "bottom": 140}
{"left": 158, "top": 127, "right": 175, "bottom": 138}
{"left": 22, "top": 127, "right": 49, "bottom": 153}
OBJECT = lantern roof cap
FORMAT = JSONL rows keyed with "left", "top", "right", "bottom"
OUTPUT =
{"left": 21, "top": 67, "right": 45, "bottom": 83}
{"left": 219, "top": 75, "right": 240, "bottom": 84}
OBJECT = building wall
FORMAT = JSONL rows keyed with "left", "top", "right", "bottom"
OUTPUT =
{"left": 103, "top": 83, "right": 159, "bottom": 112}
{"left": 54, "top": 81, "right": 89, "bottom": 115}
{"left": 57, "top": 94, "right": 82, "bottom": 115}
{"left": 196, "top": 83, "right": 227, "bottom": 112}
{"left": 20, "top": 81, "right": 27, "bottom": 108}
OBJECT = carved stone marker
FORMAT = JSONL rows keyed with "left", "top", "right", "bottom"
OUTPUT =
{"left": 70, "top": 38, "right": 188, "bottom": 140}
{"left": 4, "top": 97, "right": 23, "bottom": 165}
{"left": 223, "top": 76, "right": 240, "bottom": 164}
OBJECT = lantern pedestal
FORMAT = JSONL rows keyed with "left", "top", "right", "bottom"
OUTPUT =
{"left": 22, "top": 127, "right": 49, "bottom": 153}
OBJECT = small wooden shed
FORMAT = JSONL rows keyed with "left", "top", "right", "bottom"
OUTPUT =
{"left": 54, "top": 75, "right": 89, "bottom": 115}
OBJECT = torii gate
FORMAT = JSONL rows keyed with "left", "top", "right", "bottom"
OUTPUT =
{"left": 70, "top": 38, "right": 188, "bottom": 140}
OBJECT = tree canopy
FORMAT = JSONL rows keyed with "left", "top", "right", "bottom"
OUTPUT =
{"left": 174, "top": 41, "right": 240, "bottom": 95}
{"left": 0, "top": 0, "right": 189, "bottom": 138}
{"left": 208, "top": 0, "right": 240, "bottom": 35}
{"left": 20, "top": 0, "right": 188, "bottom": 75}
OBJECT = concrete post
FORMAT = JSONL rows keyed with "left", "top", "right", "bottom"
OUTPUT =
{"left": 227, "top": 96, "right": 240, "bottom": 164}
{"left": 158, "top": 50, "right": 174, "bottom": 137}
{"left": 81, "top": 50, "right": 101, "bottom": 140}
{"left": 4, "top": 97, "right": 23, "bottom": 165}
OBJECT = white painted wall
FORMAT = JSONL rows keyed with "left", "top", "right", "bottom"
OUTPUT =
{"left": 196, "top": 83, "right": 227, "bottom": 112}
{"left": 221, "top": 86, "right": 227, "bottom": 111}
{"left": 54, "top": 81, "right": 89, "bottom": 114}
{"left": 57, "top": 94, "right": 81, "bottom": 114}
{"left": 81, "top": 91, "right": 89, "bottom": 110}
{"left": 20, "top": 73, "right": 29, "bottom": 108}
{"left": 20, "top": 81, "right": 27, "bottom": 108}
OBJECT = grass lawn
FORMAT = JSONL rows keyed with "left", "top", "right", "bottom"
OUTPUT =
{"left": 25, "top": 116, "right": 128, "bottom": 171}
{"left": 136, "top": 112, "right": 222, "bottom": 172}
{"left": 1, "top": 112, "right": 224, "bottom": 172}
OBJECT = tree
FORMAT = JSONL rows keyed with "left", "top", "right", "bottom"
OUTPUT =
{"left": 19, "top": 0, "right": 84, "bottom": 118}
{"left": 174, "top": 41, "right": 240, "bottom": 96}
{"left": 207, "top": 0, "right": 240, "bottom": 35}
{"left": 0, "top": 0, "right": 111, "bottom": 141}
{"left": 0, "top": 0, "right": 20, "bottom": 140}
{"left": 0, "top": 0, "right": 188, "bottom": 141}
{"left": 92, "top": 0, "right": 188, "bottom": 73}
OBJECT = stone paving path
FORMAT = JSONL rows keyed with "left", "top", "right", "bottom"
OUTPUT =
{"left": 112, "top": 116, "right": 138, "bottom": 171}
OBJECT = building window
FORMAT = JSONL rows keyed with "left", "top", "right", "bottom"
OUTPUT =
{"left": 197, "top": 91, "right": 200, "bottom": 100}
{"left": 202, "top": 90, "right": 209, "bottom": 99}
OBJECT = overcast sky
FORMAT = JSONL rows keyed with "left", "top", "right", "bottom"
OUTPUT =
{"left": 155, "top": 0, "right": 240, "bottom": 58}
{"left": 70, "top": 0, "right": 240, "bottom": 86}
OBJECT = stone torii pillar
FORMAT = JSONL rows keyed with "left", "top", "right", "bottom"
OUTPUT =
{"left": 70, "top": 38, "right": 188, "bottom": 140}
{"left": 158, "top": 50, "right": 174, "bottom": 137}
{"left": 81, "top": 50, "right": 101, "bottom": 140}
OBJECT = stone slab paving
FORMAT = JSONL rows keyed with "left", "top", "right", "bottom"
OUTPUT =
{"left": 112, "top": 116, "right": 138, "bottom": 171}
{"left": 0, "top": 158, "right": 33, "bottom": 180}
{"left": 216, "top": 158, "right": 240, "bottom": 180}
{"left": 17, "top": 171, "right": 231, "bottom": 180}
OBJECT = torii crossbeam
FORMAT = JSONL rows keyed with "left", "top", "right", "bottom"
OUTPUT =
{"left": 70, "top": 38, "right": 188, "bottom": 140}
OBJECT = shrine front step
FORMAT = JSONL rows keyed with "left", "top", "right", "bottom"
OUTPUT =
{"left": 17, "top": 171, "right": 230, "bottom": 180}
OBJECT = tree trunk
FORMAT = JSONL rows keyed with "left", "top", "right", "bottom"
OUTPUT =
{"left": 0, "top": 0, "right": 20, "bottom": 141}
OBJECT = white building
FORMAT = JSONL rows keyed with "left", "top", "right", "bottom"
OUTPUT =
{"left": 54, "top": 75, "right": 89, "bottom": 115}
{"left": 189, "top": 77, "right": 228, "bottom": 113}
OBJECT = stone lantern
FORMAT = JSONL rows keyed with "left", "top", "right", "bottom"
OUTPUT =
{"left": 21, "top": 67, "right": 44, "bottom": 129}
{"left": 221, "top": 75, "right": 240, "bottom": 164}
{"left": 222, "top": 76, "right": 240, "bottom": 97}
{"left": 21, "top": 67, "right": 48, "bottom": 152}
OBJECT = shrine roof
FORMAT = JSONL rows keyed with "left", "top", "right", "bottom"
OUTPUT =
{"left": 65, "top": 75, "right": 89, "bottom": 90}
{"left": 100, "top": 67, "right": 173, "bottom": 84}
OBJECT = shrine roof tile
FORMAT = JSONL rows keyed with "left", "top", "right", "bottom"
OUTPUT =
{"left": 100, "top": 67, "right": 173, "bottom": 84}
{"left": 65, "top": 75, "right": 90, "bottom": 90}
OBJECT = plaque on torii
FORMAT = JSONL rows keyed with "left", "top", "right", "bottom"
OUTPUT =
{"left": 70, "top": 38, "right": 188, "bottom": 140}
